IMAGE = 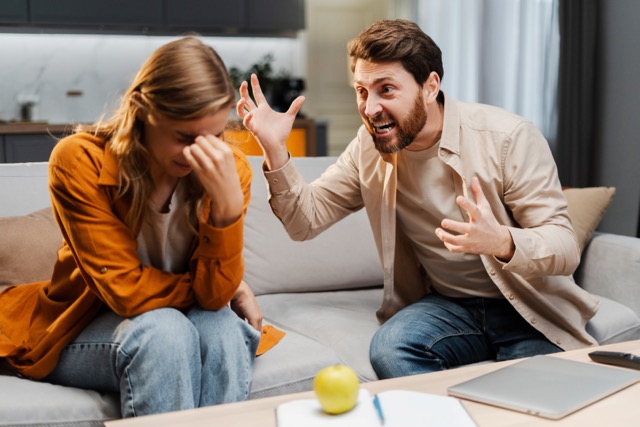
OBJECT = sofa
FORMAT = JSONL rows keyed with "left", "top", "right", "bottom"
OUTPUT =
{"left": 1, "top": 156, "right": 640, "bottom": 426}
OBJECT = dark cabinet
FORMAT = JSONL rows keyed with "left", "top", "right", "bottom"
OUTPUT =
{"left": 30, "top": 0, "right": 163, "bottom": 27}
{"left": 3, "top": 134, "right": 60, "bottom": 163}
{"left": 1, "top": 0, "right": 304, "bottom": 35}
{"left": 165, "top": 0, "right": 245, "bottom": 30}
{"left": 246, "top": 0, "right": 304, "bottom": 31}
{"left": 0, "top": 0, "right": 28, "bottom": 24}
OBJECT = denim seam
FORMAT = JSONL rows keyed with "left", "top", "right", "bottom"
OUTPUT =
{"left": 116, "top": 347, "right": 135, "bottom": 417}
{"left": 424, "top": 329, "right": 484, "bottom": 351}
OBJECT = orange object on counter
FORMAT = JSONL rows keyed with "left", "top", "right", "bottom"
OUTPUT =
{"left": 225, "top": 128, "right": 308, "bottom": 157}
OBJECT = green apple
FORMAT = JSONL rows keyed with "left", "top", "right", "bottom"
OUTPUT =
{"left": 313, "top": 364, "right": 360, "bottom": 415}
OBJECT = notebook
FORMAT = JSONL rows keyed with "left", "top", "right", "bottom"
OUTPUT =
{"left": 276, "top": 388, "right": 477, "bottom": 427}
{"left": 447, "top": 355, "right": 640, "bottom": 419}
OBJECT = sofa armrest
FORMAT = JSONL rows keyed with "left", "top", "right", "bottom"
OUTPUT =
{"left": 575, "top": 232, "right": 640, "bottom": 316}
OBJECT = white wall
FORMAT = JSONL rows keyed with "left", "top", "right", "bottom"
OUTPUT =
{"left": 303, "top": 0, "right": 411, "bottom": 155}
{"left": 0, "top": 33, "right": 304, "bottom": 124}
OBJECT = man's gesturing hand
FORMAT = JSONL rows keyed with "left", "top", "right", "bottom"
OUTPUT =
{"left": 236, "top": 74, "right": 305, "bottom": 171}
{"left": 435, "top": 177, "right": 515, "bottom": 261}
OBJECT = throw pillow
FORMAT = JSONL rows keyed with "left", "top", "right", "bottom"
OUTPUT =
{"left": 0, "top": 207, "right": 62, "bottom": 291}
{"left": 563, "top": 187, "right": 616, "bottom": 252}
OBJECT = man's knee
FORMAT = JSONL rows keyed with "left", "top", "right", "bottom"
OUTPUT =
{"left": 369, "top": 324, "right": 447, "bottom": 379}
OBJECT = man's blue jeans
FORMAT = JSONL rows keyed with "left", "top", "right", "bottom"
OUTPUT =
{"left": 44, "top": 306, "right": 260, "bottom": 417}
{"left": 370, "top": 293, "right": 562, "bottom": 379}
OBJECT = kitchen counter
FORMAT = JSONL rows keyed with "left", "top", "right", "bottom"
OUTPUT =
{"left": 0, "top": 122, "right": 76, "bottom": 135}
{"left": 0, "top": 118, "right": 325, "bottom": 163}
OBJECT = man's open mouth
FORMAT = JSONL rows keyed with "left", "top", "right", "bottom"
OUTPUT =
{"left": 373, "top": 121, "right": 396, "bottom": 135}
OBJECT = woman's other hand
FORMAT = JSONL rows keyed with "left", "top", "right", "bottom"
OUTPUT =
{"left": 230, "top": 280, "right": 263, "bottom": 332}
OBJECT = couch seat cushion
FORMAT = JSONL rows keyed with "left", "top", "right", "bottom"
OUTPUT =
{"left": 250, "top": 323, "right": 342, "bottom": 399}
{"left": 0, "top": 375, "right": 119, "bottom": 426}
{"left": 586, "top": 296, "right": 640, "bottom": 344}
{"left": 257, "top": 288, "right": 383, "bottom": 382}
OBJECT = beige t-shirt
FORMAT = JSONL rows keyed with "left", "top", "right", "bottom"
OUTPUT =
{"left": 137, "top": 181, "right": 193, "bottom": 274}
{"left": 397, "top": 143, "right": 501, "bottom": 298}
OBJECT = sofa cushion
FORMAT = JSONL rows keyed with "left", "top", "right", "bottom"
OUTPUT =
{"left": 0, "top": 162, "right": 50, "bottom": 217}
{"left": 250, "top": 323, "right": 342, "bottom": 399}
{"left": 577, "top": 232, "right": 640, "bottom": 318}
{"left": 563, "top": 186, "right": 616, "bottom": 252}
{"left": 257, "top": 288, "right": 383, "bottom": 382}
{"left": 0, "top": 375, "right": 119, "bottom": 426}
{"left": 0, "top": 207, "right": 61, "bottom": 291}
{"left": 243, "top": 156, "right": 383, "bottom": 295}
{"left": 586, "top": 295, "right": 640, "bottom": 344}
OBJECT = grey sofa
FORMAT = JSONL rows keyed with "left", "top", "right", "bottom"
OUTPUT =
{"left": 1, "top": 156, "right": 639, "bottom": 426}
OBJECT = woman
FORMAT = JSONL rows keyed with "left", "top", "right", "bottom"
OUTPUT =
{"left": 0, "top": 37, "right": 263, "bottom": 417}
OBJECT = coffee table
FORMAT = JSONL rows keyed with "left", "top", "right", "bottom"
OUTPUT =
{"left": 105, "top": 340, "right": 640, "bottom": 427}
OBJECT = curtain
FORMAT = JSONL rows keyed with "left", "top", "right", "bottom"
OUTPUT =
{"left": 555, "top": 0, "right": 599, "bottom": 187}
{"left": 416, "top": 0, "right": 560, "bottom": 143}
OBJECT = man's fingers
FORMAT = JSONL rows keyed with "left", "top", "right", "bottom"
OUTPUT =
{"left": 286, "top": 95, "right": 306, "bottom": 117}
{"left": 470, "top": 176, "right": 487, "bottom": 205}
{"left": 250, "top": 73, "right": 268, "bottom": 104}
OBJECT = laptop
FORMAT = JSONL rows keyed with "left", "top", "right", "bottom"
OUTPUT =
{"left": 447, "top": 355, "right": 640, "bottom": 419}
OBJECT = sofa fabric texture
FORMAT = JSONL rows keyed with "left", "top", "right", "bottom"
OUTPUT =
{"left": 0, "top": 158, "right": 639, "bottom": 426}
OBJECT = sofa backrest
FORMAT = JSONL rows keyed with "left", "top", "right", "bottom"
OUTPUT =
{"left": 0, "top": 158, "right": 384, "bottom": 295}
{"left": 0, "top": 162, "right": 50, "bottom": 216}
{"left": 243, "top": 156, "right": 383, "bottom": 295}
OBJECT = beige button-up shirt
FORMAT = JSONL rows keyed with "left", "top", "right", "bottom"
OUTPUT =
{"left": 265, "top": 95, "right": 599, "bottom": 351}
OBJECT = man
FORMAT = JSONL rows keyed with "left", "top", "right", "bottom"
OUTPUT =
{"left": 237, "top": 19, "right": 599, "bottom": 379}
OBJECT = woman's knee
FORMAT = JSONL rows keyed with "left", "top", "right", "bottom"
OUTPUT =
{"left": 118, "top": 308, "right": 200, "bottom": 364}
{"left": 188, "top": 306, "right": 260, "bottom": 350}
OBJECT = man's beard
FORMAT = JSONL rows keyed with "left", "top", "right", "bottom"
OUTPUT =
{"left": 368, "top": 92, "right": 427, "bottom": 154}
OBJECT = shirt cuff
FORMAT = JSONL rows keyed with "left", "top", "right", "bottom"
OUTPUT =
{"left": 501, "top": 226, "right": 530, "bottom": 271}
{"left": 263, "top": 155, "right": 304, "bottom": 195}
{"left": 197, "top": 215, "right": 244, "bottom": 259}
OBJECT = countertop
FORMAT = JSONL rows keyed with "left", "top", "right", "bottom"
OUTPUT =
{"left": 0, "top": 118, "right": 316, "bottom": 135}
{"left": 0, "top": 122, "right": 76, "bottom": 135}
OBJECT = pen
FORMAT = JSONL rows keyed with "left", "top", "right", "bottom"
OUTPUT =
{"left": 373, "top": 394, "right": 385, "bottom": 425}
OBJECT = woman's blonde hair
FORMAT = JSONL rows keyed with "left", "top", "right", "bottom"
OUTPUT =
{"left": 77, "top": 36, "right": 236, "bottom": 231}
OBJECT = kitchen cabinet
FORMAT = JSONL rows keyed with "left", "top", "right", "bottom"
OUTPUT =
{"left": 246, "top": 0, "right": 304, "bottom": 31}
{"left": 165, "top": 0, "right": 245, "bottom": 30}
{"left": 0, "top": 119, "right": 324, "bottom": 164}
{"left": 3, "top": 134, "right": 61, "bottom": 163}
{"left": 162, "top": 0, "right": 305, "bottom": 35}
{"left": 0, "top": 123, "right": 70, "bottom": 164}
{"left": 0, "top": 0, "right": 28, "bottom": 24}
{"left": 1, "top": 0, "right": 304, "bottom": 36}
{"left": 30, "top": 0, "right": 162, "bottom": 27}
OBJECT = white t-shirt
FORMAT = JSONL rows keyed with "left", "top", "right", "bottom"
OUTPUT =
{"left": 137, "top": 181, "right": 193, "bottom": 274}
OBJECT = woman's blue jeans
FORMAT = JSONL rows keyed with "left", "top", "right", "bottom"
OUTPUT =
{"left": 44, "top": 306, "right": 260, "bottom": 417}
{"left": 370, "top": 293, "right": 562, "bottom": 379}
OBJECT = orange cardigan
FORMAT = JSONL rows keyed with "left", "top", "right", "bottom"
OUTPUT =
{"left": 0, "top": 133, "right": 252, "bottom": 379}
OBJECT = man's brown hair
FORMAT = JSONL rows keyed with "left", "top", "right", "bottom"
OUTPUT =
{"left": 348, "top": 19, "right": 444, "bottom": 103}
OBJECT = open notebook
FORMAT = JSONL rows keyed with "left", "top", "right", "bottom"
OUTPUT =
{"left": 276, "top": 388, "right": 477, "bottom": 427}
{"left": 447, "top": 355, "right": 640, "bottom": 419}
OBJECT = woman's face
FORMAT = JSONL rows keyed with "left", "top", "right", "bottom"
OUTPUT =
{"left": 142, "top": 107, "right": 231, "bottom": 181}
